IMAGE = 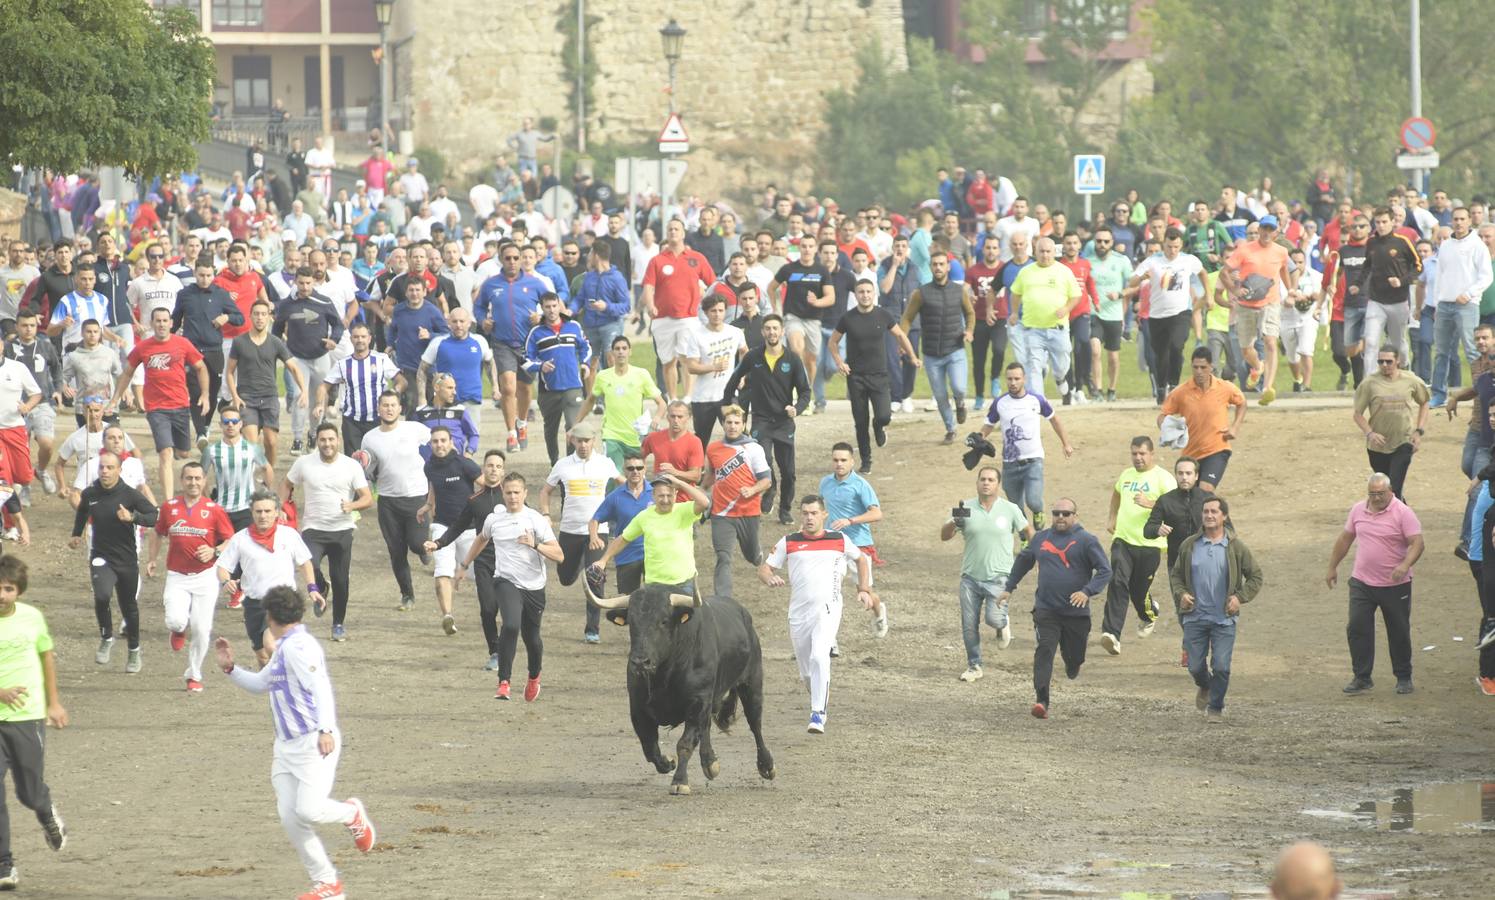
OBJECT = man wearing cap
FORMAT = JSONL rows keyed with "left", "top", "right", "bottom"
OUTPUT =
{"left": 1219, "top": 215, "right": 1292, "bottom": 405}
{"left": 538, "top": 422, "right": 619, "bottom": 643}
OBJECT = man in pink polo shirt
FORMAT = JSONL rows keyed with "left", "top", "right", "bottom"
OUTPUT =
{"left": 1325, "top": 472, "right": 1424, "bottom": 695}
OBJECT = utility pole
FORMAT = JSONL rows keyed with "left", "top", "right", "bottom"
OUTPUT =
{"left": 1409, "top": 0, "right": 1423, "bottom": 192}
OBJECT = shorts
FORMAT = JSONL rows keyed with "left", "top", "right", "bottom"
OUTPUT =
{"left": 0, "top": 426, "right": 34, "bottom": 484}
{"left": 1093, "top": 317, "right": 1123, "bottom": 351}
{"left": 493, "top": 342, "right": 533, "bottom": 384}
{"left": 146, "top": 407, "right": 192, "bottom": 453}
{"left": 650, "top": 316, "right": 696, "bottom": 363}
{"left": 238, "top": 394, "right": 281, "bottom": 431}
{"left": 430, "top": 522, "right": 475, "bottom": 579}
{"left": 783, "top": 314, "right": 824, "bottom": 356}
{"left": 1279, "top": 309, "right": 1319, "bottom": 358}
{"left": 24, "top": 404, "right": 56, "bottom": 440}
{"left": 1343, "top": 305, "right": 1367, "bottom": 346}
{"left": 1234, "top": 302, "right": 1280, "bottom": 342}
{"left": 1195, "top": 449, "right": 1231, "bottom": 487}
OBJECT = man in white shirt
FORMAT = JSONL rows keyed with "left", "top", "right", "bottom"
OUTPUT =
{"left": 304, "top": 136, "right": 335, "bottom": 205}
{"left": 282, "top": 423, "right": 372, "bottom": 642}
{"left": 438, "top": 240, "right": 479, "bottom": 313}
{"left": 537, "top": 423, "right": 619, "bottom": 643}
{"left": 216, "top": 490, "right": 324, "bottom": 666}
{"left": 427, "top": 186, "right": 458, "bottom": 228}
{"left": 1431, "top": 206, "right": 1495, "bottom": 406}
{"left": 684, "top": 294, "right": 748, "bottom": 444}
{"left": 398, "top": 159, "right": 430, "bottom": 215}
{"left": 994, "top": 197, "right": 1043, "bottom": 263}
{"left": 358, "top": 391, "right": 431, "bottom": 612}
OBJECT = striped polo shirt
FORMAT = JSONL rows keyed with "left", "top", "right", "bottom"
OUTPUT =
{"left": 204, "top": 437, "right": 265, "bottom": 512}
{"left": 326, "top": 350, "right": 398, "bottom": 422}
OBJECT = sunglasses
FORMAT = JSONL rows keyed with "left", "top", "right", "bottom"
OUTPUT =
{"left": 624, "top": 465, "right": 646, "bottom": 471}
{"left": 147, "top": 253, "right": 165, "bottom": 260}
{"left": 501, "top": 255, "right": 519, "bottom": 261}
{"left": 1050, "top": 509, "right": 1075, "bottom": 517}
{"left": 221, "top": 417, "right": 242, "bottom": 424}
{"left": 1377, "top": 358, "right": 1397, "bottom": 366}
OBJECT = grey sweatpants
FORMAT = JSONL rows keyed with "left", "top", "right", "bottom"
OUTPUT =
{"left": 710, "top": 515, "right": 762, "bottom": 600}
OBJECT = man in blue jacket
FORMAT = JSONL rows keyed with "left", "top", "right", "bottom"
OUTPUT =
{"left": 386, "top": 278, "right": 448, "bottom": 413}
{"left": 474, "top": 242, "right": 548, "bottom": 453}
{"left": 572, "top": 241, "right": 631, "bottom": 399}
{"left": 1001, "top": 496, "right": 1112, "bottom": 719}
{"left": 525, "top": 292, "right": 592, "bottom": 465}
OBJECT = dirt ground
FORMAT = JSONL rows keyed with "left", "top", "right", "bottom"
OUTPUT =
{"left": 8, "top": 395, "right": 1492, "bottom": 898}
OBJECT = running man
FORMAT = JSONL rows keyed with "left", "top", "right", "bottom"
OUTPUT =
{"left": 146, "top": 461, "right": 235, "bottom": 692}
{"left": 829, "top": 278, "right": 919, "bottom": 473}
{"left": 590, "top": 451, "right": 651, "bottom": 596}
{"left": 576, "top": 335, "right": 665, "bottom": 472}
{"left": 111, "top": 306, "right": 211, "bottom": 500}
{"left": 427, "top": 449, "right": 507, "bottom": 670}
{"left": 683, "top": 293, "right": 748, "bottom": 445}
{"left": 702, "top": 406, "right": 772, "bottom": 599}
{"left": 591, "top": 471, "right": 710, "bottom": 593}
{"left": 979, "top": 362, "right": 1076, "bottom": 530}
{"left": 819, "top": 442, "right": 889, "bottom": 636}
{"left": 722, "top": 315, "right": 811, "bottom": 525}
{"left": 423, "top": 425, "right": 480, "bottom": 637}
{"left": 316, "top": 321, "right": 403, "bottom": 454}
{"left": 941, "top": 466, "right": 1030, "bottom": 683}
{"left": 226, "top": 299, "right": 306, "bottom": 472}
{"left": 217, "top": 490, "right": 326, "bottom": 669}
{"left": 70, "top": 450, "right": 158, "bottom": 674}
{"left": 358, "top": 391, "right": 432, "bottom": 612}
{"left": 214, "top": 586, "right": 376, "bottom": 900}
{"left": 538, "top": 422, "right": 618, "bottom": 643}
{"left": 283, "top": 423, "right": 372, "bottom": 642}
{"left": 758, "top": 494, "right": 876, "bottom": 734}
{"left": 1100, "top": 436, "right": 1176, "bottom": 655}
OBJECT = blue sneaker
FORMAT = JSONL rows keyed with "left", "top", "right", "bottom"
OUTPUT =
{"left": 331, "top": 624, "right": 347, "bottom": 642}
{"left": 807, "top": 711, "right": 826, "bottom": 734}
{"left": 583, "top": 631, "right": 601, "bottom": 644}
{"left": 483, "top": 653, "right": 499, "bottom": 672}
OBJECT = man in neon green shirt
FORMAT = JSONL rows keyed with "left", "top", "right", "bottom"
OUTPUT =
{"left": 1010, "top": 236, "right": 1081, "bottom": 398}
{"left": 1100, "top": 435, "right": 1177, "bottom": 655}
{"left": 577, "top": 335, "right": 665, "bottom": 472}
{"left": 0, "top": 556, "right": 70, "bottom": 888}
{"left": 591, "top": 471, "right": 709, "bottom": 594}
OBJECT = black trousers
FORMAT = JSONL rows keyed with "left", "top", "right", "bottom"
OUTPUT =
{"left": 341, "top": 417, "right": 377, "bottom": 455}
{"left": 378, "top": 494, "right": 428, "bottom": 599}
{"left": 243, "top": 595, "right": 268, "bottom": 650}
{"left": 1347, "top": 577, "right": 1412, "bottom": 681}
{"left": 1468, "top": 560, "right": 1495, "bottom": 679}
{"left": 751, "top": 417, "right": 796, "bottom": 514}
{"left": 538, "top": 388, "right": 582, "bottom": 465}
{"left": 692, "top": 399, "right": 723, "bottom": 447}
{"left": 1032, "top": 609, "right": 1090, "bottom": 707}
{"left": 1102, "top": 540, "right": 1160, "bottom": 638}
{"left": 616, "top": 559, "right": 644, "bottom": 595}
{"left": 189, "top": 348, "right": 224, "bottom": 438}
{"left": 847, "top": 372, "right": 892, "bottom": 464}
{"left": 971, "top": 320, "right": 1007, "bottom": 397}
{"left": 302, "top": 528, "right": 354, "bottom": 626}
{"left": 91, "top": 564, "right": 140, "bottom": 650}
{"left": 1067, "top": 314, "right": 1091, "bottom": 392}
{"left": 1146, "top": 312, "right": 1192, "bottom": 399}
{"left": 473, "top": 552, "right": 500, "bottom": 655}
{"left": 556, "top": 531, "right": 603, "bottom": 634}
{"left": 0, "top": 720, "right": 56, "bottom": 867}
{"left": 1367, "top": 444, "right": 1414, "bottom": 501}
{"left": 495, "top": 580, "right": 546, "bottom": 683}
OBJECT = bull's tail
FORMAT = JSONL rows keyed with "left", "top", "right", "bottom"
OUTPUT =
{"left": 715, "top": 688, "right": 740, "bottom": 733}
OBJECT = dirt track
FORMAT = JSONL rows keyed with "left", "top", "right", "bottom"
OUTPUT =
{"left": 9, "top": 397, "right": 1491, "bottom": 898}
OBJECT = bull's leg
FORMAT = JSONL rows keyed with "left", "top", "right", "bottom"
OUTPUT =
{"left": 632, "top": 707, "right": 674, "bottom": 774}
{"left": 669, "top": 712, "right": 705, "bottom": 795}
{"left": 699, "top": 712, "right": 721, "bottom": 781}
{"left": 740, "top": 668, "right": 776, "bottom": 780}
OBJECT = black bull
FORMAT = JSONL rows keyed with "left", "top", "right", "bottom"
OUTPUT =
{"left": 589, "top": 584, "right": 775, "bottom": 795}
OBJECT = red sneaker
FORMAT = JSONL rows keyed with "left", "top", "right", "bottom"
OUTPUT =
{"left": 227, "top": 590, "right": 243, "bottom": 610}
{"left": 495, "top": 679, "right": 511, "bottom": 700}
{"left": 345, "top": 797, "right": 376, "bottom": 853}
{"left": 524, "top": 674, "right": 541, "bottom": 702}
{"left": 297, "top": 881, "right": 345, "bottom": 900}
{"left": 517, "top": 421, "right": 529, "bottom": 449}
{"left": 1479, "top": 677, "right": 1495, "bottom": 697}
{"left": 186, "top": 678, "right": 203, "bottom": 693}
{"left": 1031, "top": 702, "right": 1048, "bottom": 719}
{"left": 170, "top": 630, "right": 186, "bottom": 652}
{"left": 506, "top": 433, "right": 519, "bottom": 453}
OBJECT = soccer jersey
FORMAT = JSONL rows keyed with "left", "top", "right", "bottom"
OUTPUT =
{"left": 765, "top": 530, "right": 863, "bottom": 616}
{"left": 203, "top": 438, "right": 266, "bottom": 512}
{"left": 593, "top": 366, "right": 658, "bottom": 446}
{"left": 421, "top": 334, "right": 492, "bottom": 403}
{"left": 1113, "top": 466, "right": 1177, "bottom": 548}
{"left": 128, "top": 335, "right": 203, "bottom": 411}
{"left": 325, "top": 351, "right": 399, "bottom": 421}
{"left": 1133, "top": 253, "right": 1204, "bottom": 319}
{"left": 544, "top": 452, "right": 619, "bottom": 534}
{"left": 0, "top": 603, "right": 53, "bottom": 723}
{"left": 154, "top": 496, "right": 235, "bottom": 574}
{"left": 707, "top": 436, "right": 770, "bottom": 517}
{"left": 687, "top": 324, "right": 747, "bottom": 402}
{"left": 986, "top": 391, "right": 1053, "bottom": 462}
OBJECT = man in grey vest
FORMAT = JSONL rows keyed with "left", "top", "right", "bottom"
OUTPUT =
{"left": 901, "top": 249, "right": 976, "bottom": 444}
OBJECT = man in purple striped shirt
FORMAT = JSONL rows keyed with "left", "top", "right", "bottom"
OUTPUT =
{"left": 216, "top": 586, "right": 376, "bottom": 900}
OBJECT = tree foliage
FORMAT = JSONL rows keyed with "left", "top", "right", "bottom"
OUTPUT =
{"left": 0, "top": 2, "right": 215, "bottom": 177}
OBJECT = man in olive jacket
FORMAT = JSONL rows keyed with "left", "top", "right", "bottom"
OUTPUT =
{"left": 1170, "top": 495, "right": 1264, "bottom": 719}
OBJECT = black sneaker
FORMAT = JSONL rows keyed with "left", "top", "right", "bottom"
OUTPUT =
{"left": 858, "top": 460, "right": 872, "bottom": 475}
{"left": 1292, "top": 381, "right": 1303, "bottom": 393}
{"left": 1105, "top": 389, "right": 1116, "bottom": 402}
{"left": 873, "top": 422, "right": 886, "bottom": 447}
{"left": 291, "top": 439, "right": 304, "bottom": 453}
{"left": 1342, "top": 678, "right": 1374, "bottom": 695}
{"left": 1455, "top": 542, "right": 1470, "bottom": 562}
{"left": 777, "top": 508, "right": 793, "bottom": 526}
{"left": 1395, "top": 678, "right": 1414, "bottom": 694}
{"left": 829, "top": 645, "right": 840, "bottom": 659}
{"left": 955, "top": 403, "right": 967, "bottom": 424}
{"left": 761, "top": 492, "right": 774, "bottom": 515}
{"left": 1336, "top": 374, "right": 1349, "bottom": 391}
{"left": 0, "top": 865, "right": 16, "bottom": 889}
{"left": 41, "top": 804, "right": 65, "bottom": 851}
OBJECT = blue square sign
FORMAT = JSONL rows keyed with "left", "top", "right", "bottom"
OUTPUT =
{"left": 1074, "top": 155, "right": 1105, "bottom": 195}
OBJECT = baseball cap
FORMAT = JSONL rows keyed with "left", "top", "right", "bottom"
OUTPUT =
{"left": 569, "top": 422, "right": 596, "bottom": 440}
{"left": 407, "top": 157, "right": 419, "bottom": 167}
{"left": 1259, "top": 214, "right": 1279, "bottom": 230}
{"left": 649, "top": 472, "right": 673, "bottom": 486}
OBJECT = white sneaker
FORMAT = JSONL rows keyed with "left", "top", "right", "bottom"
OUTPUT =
{"left": 901, "top": 399, "right": 915, "bottom": 413}
{"left": 997, "top": 624, "right": 1013, "bottom": 649}
{"left": 922, "top": 400, "right": 939, "bottom": 412}
{"left": 15, "top": 485, "right": 28, "bottom": 508}
{"left": 807, "top": 710, "right": 826, "bottom": 734}
{"left": 959, "top": 665, "right": 983, "bottom": 683}
{"left": 1, "top": 528, "right": 16, "bottom": 541}
{"left": 1101, "top": 632, "right": 1121, "bottom": 656}
{"left": 40, "top": 472, "right": 57, "bottom": 495}
{"left": 873, "top": 602, "right": 889, "bottom": 638}
{"left": 1137, "top": 619, "right": 1156, "bottom": 638}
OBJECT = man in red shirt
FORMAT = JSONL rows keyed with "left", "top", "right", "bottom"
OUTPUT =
{"left": 110, "top": 307, "right": 210, "bottom": 499}
{"left": 1060, "top": 232, "right": 1099, "bottom": 403}
{"left": 965, "top": 169, "right": 996, "bottom": 220}
{"left": 214, "top": 243, "right": 270, "bottom": 351}
{"left": 145, "top": 460, "right": 235, "bottom": 692}
{"left": 966, "top": 238, "right": 1005, "bottom": 411}
{"left": 640, "top": 400, "right": 705, "bottom": 500}
{"left": 642, "top": 219, "right": 716, "bottom": 402}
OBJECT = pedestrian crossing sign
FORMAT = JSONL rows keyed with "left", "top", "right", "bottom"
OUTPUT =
{"left": 1074, "top": 155, "right": 1105, "bottom": 195}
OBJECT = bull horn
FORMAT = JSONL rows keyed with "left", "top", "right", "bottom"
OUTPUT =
{"left": 586, "top": 583, "right": 631, "bottom": 610}
{"left": 670, "top": 592, "right": 701, "bottom": 609}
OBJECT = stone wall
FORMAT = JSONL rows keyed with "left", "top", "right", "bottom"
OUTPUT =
{"left": 391, "top": 0, "right": 907, "bottom": 199}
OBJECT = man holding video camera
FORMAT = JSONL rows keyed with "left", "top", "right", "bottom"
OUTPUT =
{"left": 941, "top": 465, "right": 1032, "bottom": 683}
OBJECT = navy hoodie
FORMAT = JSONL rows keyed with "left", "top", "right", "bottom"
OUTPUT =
{"left": 1004, "top": 525, "right": 1112, "bottom": 616}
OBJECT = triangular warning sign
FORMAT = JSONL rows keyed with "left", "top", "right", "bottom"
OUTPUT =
{"left": 659, "top": 113, "right": 689, "bottom": 144}
{"left": 1077, "top": 159, "right": 1101, "bottom": 188}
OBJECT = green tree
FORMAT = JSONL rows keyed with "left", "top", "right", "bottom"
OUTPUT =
{"left": 0, "top": 3, "right": 214, "bottom": 177}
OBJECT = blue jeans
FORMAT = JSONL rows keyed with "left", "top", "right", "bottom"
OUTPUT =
{"left": 923, "top": 347, "right": 968, "bottom": 431}
{"left": 959, "top": 574, "right": 1008, "bottom": 667}
{"left": 1003, "top": 457, "right": 1044, "bottom": 515}
{"left": 1182, "top": 618, "right": 1236, "bottom": 711}
{"left": 1462, "top": 431, "right": 1491, "bottom": 545}
{"left": 1022, "top": 326, "right": 1071, "bottom": 397}
{"left": 583, "top": 320, "right": 625, "bottom": 370}
{"left": 813, "top": 327, "right": 843, "bottom": 407}
{"left": 1433, "top": 301, "right": 1479, "bottom": 405}
{"left": 1411, "top": 305, "right": 1436, "bottom": 382}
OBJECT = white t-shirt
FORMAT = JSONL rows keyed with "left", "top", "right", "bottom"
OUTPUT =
{"left": 988, "top": 391, "right": 1054, "bottom": 462}
{"left": 359, "top": 421, "right": 431, "bottom": 497}
{"left": 993, "top": 216, "right": 1042, "bottom": 262}
{"left": 1134, "top": 253, "right": 1204, "bottom": 319}
{"left": 480, "top": 505, "right": 556, "bottom": 591}
{"left": 764, "top": 530, "right": 862, "bottom": 621}
{"left": 74, "top": 455, "right": 147, "bottom": 492}
{"left": 218, "top": 525, "right": 312, "bottom": 599}
{"left": 687, "top": 323, "right": 748, "bottom": 402}
{"left": 58, "top": 425, "right": 136, "bottom": 463}
{"left": 126, "top": 271, "right": 184, "bottom": 322}
{"left": 286, "top": 452, "right": 368, "bottom": 532}
{"left": 0, "top": 358, "right": 40, "bottom": 428}
{"left": 544, "top": 453, "right": 618, "bottom": 535}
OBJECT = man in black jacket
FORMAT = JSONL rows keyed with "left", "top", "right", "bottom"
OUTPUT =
{"left": 69, "top": 450, "right": 158, "bottom": 674}
{"left": 274, "top": 267, "right": 345, "bottom": 451}
{"left": 1001, "top": 496, "right": 1112, "bottom": 719}
{"left": 1363, "top": 206, "right": 1422, "bottom": 366}
{"left": 172, "top": 257, "right": 244, "bottom": 444}
{"left": 722, "top": 314, "right": 810, "bottom": 525}
{"left": 1144, "top": 456, "right": 1209, "bottom": 666}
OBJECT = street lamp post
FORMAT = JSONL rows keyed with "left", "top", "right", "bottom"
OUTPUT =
{"left": 658, "top": 19, "right": 686, "bottom": 225}
{"left": 374, "top": 0, "right": 395, "bottom": 147}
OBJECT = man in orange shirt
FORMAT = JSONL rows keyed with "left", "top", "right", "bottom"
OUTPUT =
{"left": 1159, "top": 346, "right": 1247, "bottom": 491}
{"left": 1218, "top": 216, "right": 1292, "bottom": 405}
{"left": 641, "top": 220, "right": 716, "bottom": 403}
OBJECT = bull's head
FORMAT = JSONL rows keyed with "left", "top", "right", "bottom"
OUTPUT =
{"left": 588, "top": 583, "right": 701, "bottom": 677}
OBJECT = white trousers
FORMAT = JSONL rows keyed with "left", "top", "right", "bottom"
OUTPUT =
{"left": 789, "top": 595, "right": 842, "bottom": 713}
{"left": 163, "top": 569, "right": 218, "bottom": 681}
{"left": 271, "top": 731, "right": 352, "bottom": 886}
